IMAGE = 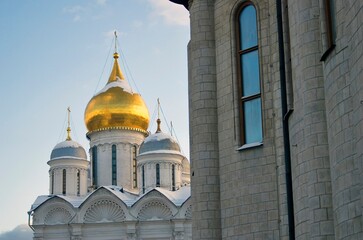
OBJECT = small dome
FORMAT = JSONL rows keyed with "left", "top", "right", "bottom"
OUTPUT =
{"left": 50, "top": 140, "right": 87, "bottom": 160}
{"left": 139, "top": 131, "right": 180, "bottom": 154}
{"left": 84, "top": 52, "right": 149, "bottom": 134}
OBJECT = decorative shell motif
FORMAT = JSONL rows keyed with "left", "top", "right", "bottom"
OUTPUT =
{"left": 137, "top": 201, "right": 173, "bottom": 221}
{"left": 185, "top": 205, "right": 192, "bottom": 219}
{"left": 83, "top": 200, "right": 125, "bottom": 223}
{"left": 44, "top": 207, "right": 72, "bottom": 225}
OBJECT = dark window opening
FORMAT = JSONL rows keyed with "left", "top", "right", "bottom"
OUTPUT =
{"left": 156, "top": 164, "right": 160, "bottom": 187}
{"left": 112, "top": 145, "right": 117, "bottom": 185}
{"left": 92, "top": 146, "right": 98, "bottom": 187}
{"left": 172, "top": 165, "right": 175, "bottom": 191}
{"left": 51, "top": 170, "right": 54, "bottom": 194}
{"left": 142, "top": 165, "right": 145, "bottom": 194}
{"left": 62, "top": 169, "right": 66, "bottom": 195}
{"left": 132, "top": 146, "right": 137, "bottom": 188}
{"left": 77, "top": 170, "right": 80, "bottom": 196}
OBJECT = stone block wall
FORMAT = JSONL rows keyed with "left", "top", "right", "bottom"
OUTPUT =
{"left": 188, "top": 0, "right": 222, "bottom": 239}
{"left": 321, "top": 0, "right": 363, "bottom": 238}
{"left": 185, "top": 0, "right": 362, "bottom": 239}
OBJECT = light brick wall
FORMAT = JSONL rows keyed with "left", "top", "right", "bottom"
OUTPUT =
{"left": 196, "top": 0, "right": 284, "bottom": 239}
{"left": 184, "top": 0, "right": 362, "bottom": 239}
{"left": 287, "top": 0, "right": 335, "bottom": 239}
{"left": 321, "top": 0, "right": 363, "bottom": 238}
{"left": 188, "top": 0, "right": 222, "bottom": 239}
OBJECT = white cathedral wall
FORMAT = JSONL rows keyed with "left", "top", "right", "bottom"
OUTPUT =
{"left": 33, "top": 221, "right": 192, "bottom": 240}
{"left": 48, "top": 158, "right": 88, "bottom": 196}
{"left": 137, "top": 153, "right": 185, "bottom": 192}
{"left": 88, "top": 129, "right": 146, "bottom": 191}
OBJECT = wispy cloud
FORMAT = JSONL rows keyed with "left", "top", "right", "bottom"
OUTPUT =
{"left": 63, "top": 5, "right": 84, "bottom": 14}
{"left": 95, "top": 0, "right": 107, "bottom": 5}
{"left": 132, "top": 20, "right": 144, "bottom": 28}
{"left": 0, "top": 225, "right": 32, "bottom": 240}
{"left": 148, "top": 0, "right": 189, "bottom": 26}
{"left": 63, "top": 5, "right": 85, "bottom": 22}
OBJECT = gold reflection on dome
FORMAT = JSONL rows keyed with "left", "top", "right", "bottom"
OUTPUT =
{"left": 84, "top": 52, "right": 150, "bottom": 134}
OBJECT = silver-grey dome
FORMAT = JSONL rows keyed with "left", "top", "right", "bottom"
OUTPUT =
{"left": 139, "top": 132, "right": 180, "bottom": 154}
{"left": 50, "top": 140, "right": 87, "bottom": 160}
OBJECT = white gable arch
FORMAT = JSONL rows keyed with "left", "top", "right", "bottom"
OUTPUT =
{"left": 79, "top": 187, "right": 129, "bottom": 223}
{"left": 132, "top": 190, "right": 178, "bottom": 221}
{"left": 137, "top": 200, "right": 173, "bottom": 221}
{"left": 83, "top": 199, "right": 126, "bottom": 223}
{"left": 33, "top": 197, "right": 75, "bottom": 225}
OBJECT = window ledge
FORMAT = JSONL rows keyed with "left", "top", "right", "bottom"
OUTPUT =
{"left": 237, "top": 142, "right": 263, "bottom": 151}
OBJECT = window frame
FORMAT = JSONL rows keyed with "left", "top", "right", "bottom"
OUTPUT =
{"left": 236, "top": 2, "right": 264, "bottom": 148}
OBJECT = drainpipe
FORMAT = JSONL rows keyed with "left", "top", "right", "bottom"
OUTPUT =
{"left": 276, "top": 0, "right": 295, "bottom": 239}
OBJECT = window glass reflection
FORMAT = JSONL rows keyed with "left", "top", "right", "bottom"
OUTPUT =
{"left": 243, "top": 98, "right": 262, "bottom": 144}
{"left": 240, "top": 5, "right": 257, "bottom": 50}
{"left": 241, "top": 50, "right": 260, "bottom": 96}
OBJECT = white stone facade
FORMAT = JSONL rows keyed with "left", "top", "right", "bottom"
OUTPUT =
{"left": 48, "top": 159, "right": 88, "bottom": 196}
{"left": 137, "top": 152, "right": 185, "bottom": 193}
{"left": 30, "top": 187, "right": 192, "bottom": 240}
{"left": 30, "top": 125, "right": 191, "bottom": 240}
{"left": 87, "top": 130, "right": 146, "bottom": 191}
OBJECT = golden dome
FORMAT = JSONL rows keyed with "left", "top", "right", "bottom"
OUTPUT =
{"left": 84, "top": 52, "right": 150, "bottom": 134}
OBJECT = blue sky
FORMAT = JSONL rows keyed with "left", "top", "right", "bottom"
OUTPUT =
{"left": 0, "top": 0, "right": 190, "bottom": 234}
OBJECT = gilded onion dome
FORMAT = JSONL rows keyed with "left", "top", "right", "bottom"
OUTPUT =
{"left": 84, "top": 52, "right": 150, "bottom": 134}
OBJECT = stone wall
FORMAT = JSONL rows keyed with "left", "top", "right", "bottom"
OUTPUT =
{"left": 185, "top": 0, "right": 362, "bottom": 239}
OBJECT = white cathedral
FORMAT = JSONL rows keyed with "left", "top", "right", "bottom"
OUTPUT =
{"left": 28, "top": 49, "right": 192, "bottom": 240}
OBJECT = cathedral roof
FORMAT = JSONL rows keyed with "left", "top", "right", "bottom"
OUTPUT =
{"left": 30, "top": 185, "right": 191, "bottom": 211}
{"left": 84, "top": 51, "right": 150, "bottom": 135}
{"left": 50, "top": 140, "right": 87, "bottom": 160}
{"left": 49, "top": 110, "right": 87, "bottom": 161}
{"left": 139, "top": 119, "right": 181, "bottom": 155}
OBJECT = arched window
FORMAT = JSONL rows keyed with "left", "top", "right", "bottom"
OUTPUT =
{"left": 51, "top": 170, "right": 54, "bottom": 194}
{"left": 77, "top": 170, "right": 80, "bottom": 196}
{"left": 112, "top": 145, "right": 117, "bottom": 185}
{"left": 142, "top": 165, "right": 145, "bottom": 194}
{"left": 156, "top": 163, "right": 160, "bottom": 187}
{"left": 237, "top": 3, "right": 263, "bottom": 146}
{"left": 132, "top": 145, "right": 137, "bottom": 188}
{"left": 62, "top": 169, "right": 66, "bottom": 195}
{"left": 172, "top": 165, "right": 175, "bottom": 191}
{"left": 92, "top": 146, "right": 98, "bottom": 187}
